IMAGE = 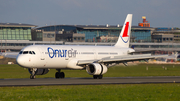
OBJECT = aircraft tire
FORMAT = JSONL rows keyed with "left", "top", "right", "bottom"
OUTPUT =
{"left": 98, "top": 75, "right": 103, "bottom": 79}
{"left": 93, "top": 75, "right": 103, "bottom": 79}
{"left": 93, "top": 75, "right": 98, "bottom": 79}
{"left": 55, "top": 72, "right": 60, "bottom": 79}
{"left": 60, "top": 72, "right": 65, "bottom": 78}
{"left": 30, "top": 75, "right": 35, "bottom": 79}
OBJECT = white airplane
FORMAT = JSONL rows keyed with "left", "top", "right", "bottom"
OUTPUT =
{"left": 2, "top": 14, "right": 167, "bottom": 79}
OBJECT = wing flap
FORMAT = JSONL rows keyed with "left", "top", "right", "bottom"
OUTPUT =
{"left": 101, "top": 54, "right": 168, "bottom": 63}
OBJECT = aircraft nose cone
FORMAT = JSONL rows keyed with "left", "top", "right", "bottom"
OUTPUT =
{"left": 16, "top": 56, "right": 25, "bottom": 67}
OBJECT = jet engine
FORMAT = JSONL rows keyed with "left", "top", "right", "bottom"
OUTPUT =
{"left": 86, "top": 63, "right": 108, "bottom": 75}
{"left": 28, "top": 68, "right": 49, "bottom": 75}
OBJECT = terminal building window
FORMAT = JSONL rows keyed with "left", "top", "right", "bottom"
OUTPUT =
{"left": 0, "top": 27, "right": 31, "bottom": 40}
{"left": 77, "top": 29, "right": 151, "bottom": 43}
{"left": 77, "top": 29, "right": 119, "bottom": 42}
{"left": 131, "top": 30, "right": 151, "bottom": 42}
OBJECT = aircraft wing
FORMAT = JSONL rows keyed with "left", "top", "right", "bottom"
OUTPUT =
{"left": 0, "top": 52, "right": 19, "bottom": 59}
{"left": 77, "top": 54, "right": 168, "bottom": 65}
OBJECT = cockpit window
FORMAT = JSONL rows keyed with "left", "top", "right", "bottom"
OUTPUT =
{"left": 29, "top": 51, "right": 32, "bottom": 54}
{"left": 19, "top": 51, "right": 23, "bottom": 54}
{"left": 32, "top": 51, "right": 36, "bottom": 54}
{"left": 19, "top": 51, "right": 36, "bottom": 55}
{"left": 23, "top": 51, "right": 28, "bottom": 54}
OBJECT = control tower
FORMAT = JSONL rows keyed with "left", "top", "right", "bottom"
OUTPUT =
{"left": 138, "top": 16, "right": 150, "bottom": 27}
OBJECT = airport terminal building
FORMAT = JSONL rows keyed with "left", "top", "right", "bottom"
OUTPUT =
{"left": 33, "top": 25, "right": 153, "bottom": 43}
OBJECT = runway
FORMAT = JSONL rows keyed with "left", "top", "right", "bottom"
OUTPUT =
{"left": 0, "top": 76, "right": 180, "bottom": 87}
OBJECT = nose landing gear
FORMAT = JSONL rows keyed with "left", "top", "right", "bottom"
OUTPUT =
{"left": 30, "top": 68, "right": 36, "bottom": 79}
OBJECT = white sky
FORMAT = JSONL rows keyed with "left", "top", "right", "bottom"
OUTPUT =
{"left": 0, "top": 0, "right": 179, "bottom": 28}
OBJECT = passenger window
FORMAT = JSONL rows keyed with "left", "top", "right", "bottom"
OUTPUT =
{"left": 29, "top": 51, "right": 32, "bottom": 54}
{"left": 32, "top": 51, "right": 36, "bottom": 54}
{"left": 23, "top": 51, "right": 28, "bottom": 54}
{"left": 19, "top": 51, "right": 23, "bottom": 54}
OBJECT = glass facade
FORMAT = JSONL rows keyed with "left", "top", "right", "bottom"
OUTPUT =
{"left": 0, "top": 27, "right": 31, "bottom": 40}
{"left": 77, "top": 29, "right": 120, "bottom": 42}
{"left": 77, "top": 29, "right": 151, "bottom": 42}
{"left": 131, "top": 30, "right": 151, "bottom": 42}
{"left": 36, "top": 25, "right": 153, "bottom": 42}
{"left": 38, "top": 26, "right": 77, "bottom": 32}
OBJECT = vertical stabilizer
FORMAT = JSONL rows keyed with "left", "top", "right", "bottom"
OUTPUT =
{"left": 114, "top": 14, "right": 133, "bottom": 48}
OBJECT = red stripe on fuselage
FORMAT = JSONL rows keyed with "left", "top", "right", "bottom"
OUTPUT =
{"left": 122, "top": 22, "right": 129, "bottom": 37}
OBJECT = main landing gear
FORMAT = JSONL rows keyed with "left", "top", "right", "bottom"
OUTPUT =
{"left": 55, "top": 69, "right": 65, "bottom": 79}
{"left": 93, "top": 75, "right": 103, "bottom": 79}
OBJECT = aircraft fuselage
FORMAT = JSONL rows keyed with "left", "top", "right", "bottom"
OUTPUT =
{"left": 16, "top": 45, "right": 134, "bottom": 69}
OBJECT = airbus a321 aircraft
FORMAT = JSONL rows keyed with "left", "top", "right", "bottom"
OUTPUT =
{"left": 5, "top": 14, "right": 166, "bottom": 79}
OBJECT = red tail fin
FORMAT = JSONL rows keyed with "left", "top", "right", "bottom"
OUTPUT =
{"left": 122, "top": 22, "right": 129, "bottom": 37}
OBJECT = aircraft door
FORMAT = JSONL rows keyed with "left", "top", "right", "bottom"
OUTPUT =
{"left": 38, "top": 47, "right": 45, "bottom": 60}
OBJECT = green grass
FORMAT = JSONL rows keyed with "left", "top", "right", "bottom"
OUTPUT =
{"left": 1, "top": 64, "right": 180, "bottom": 101}
{"left": 0, "top": 64, "right": 180, "bottom": 79}
{"left": 0, "top": 84, "right": 180, "bottom": 101}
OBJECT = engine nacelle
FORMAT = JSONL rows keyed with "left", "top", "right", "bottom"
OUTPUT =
{"left": 86, "top": 63, "right": 108, "bottom": 75}
{"left": 28, "top": 68, "right": 49, "bottom": 75}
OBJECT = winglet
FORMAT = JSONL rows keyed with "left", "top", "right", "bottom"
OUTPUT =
{"left": 114, "top": 14, "right": 133, "bottom": 48}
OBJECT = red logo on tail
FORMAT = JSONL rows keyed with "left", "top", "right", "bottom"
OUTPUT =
{"left": 122, "top": 22, "right": 129, "bottom": 37}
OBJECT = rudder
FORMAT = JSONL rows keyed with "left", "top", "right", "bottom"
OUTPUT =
{"left": 114, "top": 14, "right": 133, "bottom": 48}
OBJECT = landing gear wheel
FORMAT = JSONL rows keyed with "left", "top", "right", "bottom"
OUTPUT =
{"left": 29, "top": 68, "right": 36, "bottom": 79}
{"left": 98, "top": 75, "right": 103, "bottom": 79}
{"left": 60, "top": 72, "right": 65, "bottom": 78}
{"left": 55, "top": 72, "right": 65, "bottom": 79}
{"left": 55, "top": 72, "right": 60, "bottom": 79}
{"left": 30, "top": 75, "right": 36, "bottom": 79}
{"left": 93, "top": 75, "right": 103, "bottom": 79}
{"left": 93, "top": 75, "right": 98, "bottom": 79}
